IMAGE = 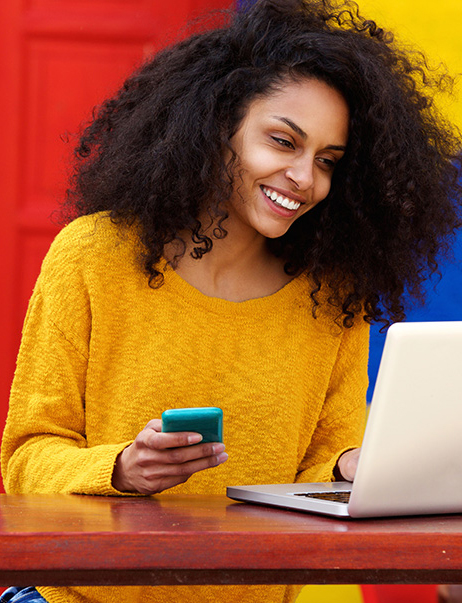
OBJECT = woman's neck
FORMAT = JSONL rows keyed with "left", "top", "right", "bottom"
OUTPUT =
{"left": 163, "top": 218, "right": 292, "bottom": 302}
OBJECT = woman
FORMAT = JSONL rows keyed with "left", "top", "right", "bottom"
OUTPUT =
{"left": 1, "top": 0, "right": 461, "bottom": 602}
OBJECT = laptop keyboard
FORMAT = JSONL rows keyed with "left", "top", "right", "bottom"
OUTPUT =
{"left": 293, "top": 491, "right": 351, "bottom": 504}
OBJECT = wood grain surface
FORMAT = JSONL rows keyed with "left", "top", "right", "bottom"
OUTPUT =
{"left": 1, "top": 494, "right": 462, "bottom": 586}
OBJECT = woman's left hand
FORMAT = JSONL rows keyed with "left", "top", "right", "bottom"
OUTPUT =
{"left": 336, "top": 448, "right": 361, "bottom": 481}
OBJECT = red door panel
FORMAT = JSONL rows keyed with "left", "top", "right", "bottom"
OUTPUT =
{"left": 0, "top": 0, "right": 232, "bottom": 491}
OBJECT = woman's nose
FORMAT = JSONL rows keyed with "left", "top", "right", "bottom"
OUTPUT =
{"left": 285, "top": 159, "right": 315, "bottom": 191}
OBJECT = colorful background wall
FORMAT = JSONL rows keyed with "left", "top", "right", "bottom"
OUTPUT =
{"left": 357, "top": 0, "right": 462, "bottom": 404}
{"left": 0, "top": 1, "right": 461, "bottom": 601}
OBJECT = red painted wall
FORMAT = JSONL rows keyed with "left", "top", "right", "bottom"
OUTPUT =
{"left": 0, "top": 0, "right": 232, "bottom": 491}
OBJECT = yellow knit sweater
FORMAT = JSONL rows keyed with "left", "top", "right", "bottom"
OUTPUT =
{"left": 1, "top": 213, "right": 369, "bottom": 603}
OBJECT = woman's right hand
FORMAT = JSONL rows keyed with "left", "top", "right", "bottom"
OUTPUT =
{"left": 111, "top": 419, "right": 228, "bottom": 494}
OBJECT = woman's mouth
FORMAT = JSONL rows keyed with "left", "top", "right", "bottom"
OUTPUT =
{"left": 261, "top": 186, "right": 301, "bottom": 211}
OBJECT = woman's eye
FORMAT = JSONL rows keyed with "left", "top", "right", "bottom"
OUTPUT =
{"left": 317, "top": 157, "right": 337, "bottom": 170}
{"left": 271, "top": 136, "right": 295, "bottom": 149}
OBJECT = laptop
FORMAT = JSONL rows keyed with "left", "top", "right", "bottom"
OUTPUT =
{"left": 227, "top": 321, "right": 462, "bottom": 518}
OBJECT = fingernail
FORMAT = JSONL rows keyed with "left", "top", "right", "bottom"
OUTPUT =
{"left": 217, "top": 452, "right": 228, "bottom": 464}
{"left": 212, "top": 443, "right": 225, "bottom": 454}
{"left": 188, "top": 434, "right": 203, "bottom": 444}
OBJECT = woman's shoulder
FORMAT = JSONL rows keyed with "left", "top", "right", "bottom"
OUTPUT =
{"left": 53, "top": 212, "right": 134, "bottom": 249}
{"left": 46, "top": 212, "right": 139, "bottom": 265}
{"left": 38, "top": 212, "right": 142, "bottom": 290}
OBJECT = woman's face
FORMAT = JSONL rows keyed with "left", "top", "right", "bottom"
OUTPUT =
{"left": 227, "top": 77, "right": 349, "bottom": 240}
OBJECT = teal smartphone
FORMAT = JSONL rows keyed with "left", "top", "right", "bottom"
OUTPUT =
{"left": 161, "top": 407, "right": 223, "bottom": 443}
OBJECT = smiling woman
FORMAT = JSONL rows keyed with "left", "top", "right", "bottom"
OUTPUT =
{"left": 1, "top": 1, "right": 462, "bottom": 603}
{"left": 169, "top": 77, "right": 351, "bottom": 300}
{"left": 55, "top": 0, "right": 462, "bottom": 326}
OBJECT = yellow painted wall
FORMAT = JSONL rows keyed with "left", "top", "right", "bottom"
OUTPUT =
{"left": 356, "top": 0, "right": 462, "bottom": 128}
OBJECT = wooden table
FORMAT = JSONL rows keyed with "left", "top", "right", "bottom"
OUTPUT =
{"left": 1, "top": 493, "right": 462, "bottom": 586}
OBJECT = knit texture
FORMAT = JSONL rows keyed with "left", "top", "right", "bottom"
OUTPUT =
{"left": 1, "top": 213, "right": 369, "bottom": 603}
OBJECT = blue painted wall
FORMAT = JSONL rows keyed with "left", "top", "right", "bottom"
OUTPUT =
{"left": 367, "top": 232, "right": 462, "bottom": 401}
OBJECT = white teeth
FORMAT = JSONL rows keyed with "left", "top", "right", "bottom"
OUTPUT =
{"left": 263, "top": 187, "right": 301, "bottom": 211}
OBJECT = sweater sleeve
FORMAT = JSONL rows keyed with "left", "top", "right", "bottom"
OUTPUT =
{"left": 295, "top": 317, "right": 370, "bottom": 484}
{"left": 1, "top": 226, "right": 132, "bottom": 495}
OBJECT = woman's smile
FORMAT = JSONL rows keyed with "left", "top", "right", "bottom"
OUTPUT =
{"left": 261, "top": 185, "right": 303, "bottom": 213}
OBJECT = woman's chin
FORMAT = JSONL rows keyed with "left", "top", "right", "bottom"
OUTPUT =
{"left": 254, "top": 219, "right": 293, "bottom": 239}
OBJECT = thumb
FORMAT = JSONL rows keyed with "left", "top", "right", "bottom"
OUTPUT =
{"left": 337, "top": 448, "right": 361, "bottom": 482}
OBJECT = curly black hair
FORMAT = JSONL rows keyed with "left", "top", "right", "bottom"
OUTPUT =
{"left": 62, "top": 0, "right": 462, "bottom": 327}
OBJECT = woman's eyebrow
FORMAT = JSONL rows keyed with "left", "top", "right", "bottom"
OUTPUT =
{"left": 272, "top": 116, "right": 307, "bottom": 139}
{"left": 271, "top": 116, "right": 346, "bottom": 151}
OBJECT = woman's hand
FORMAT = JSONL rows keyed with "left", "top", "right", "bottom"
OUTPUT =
{"left": 112, "top": 419, "right": 228, "bottom": 494}
{"left": 335, "top": 447, "right": 361, "bottom": 481}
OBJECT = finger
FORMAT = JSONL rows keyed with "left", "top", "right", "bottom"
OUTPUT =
{"left": 143, "top": 429, "right": 204, "bottom": 450}
{"left": 136, "top": 441, "right": 225, "bottom": 469}
{"left": 144, "top": 419, "right": 162, "bottom": 432}
{"left": 338, "top": 448, "right": 361, "bottom": 481}
{"left": 149, "top": 450, "right": 229, "bottom": 480}
{"left": 160, "top": 442, "right": 226, "bottom": 465}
